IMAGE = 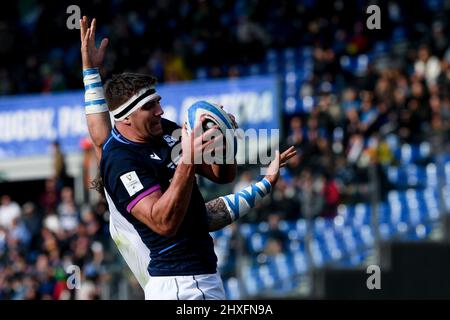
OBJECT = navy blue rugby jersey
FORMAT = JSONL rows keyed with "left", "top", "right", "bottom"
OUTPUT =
{"left": 100, "top": 118, "right": 217, "bottom": 276}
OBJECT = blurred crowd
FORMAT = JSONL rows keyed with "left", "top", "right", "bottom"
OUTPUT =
{"left": 1, "top": 0, "right": 450, "bottom": 299}
{"left": 1, "top": 0, "right": 447, "bottom": 94}
{"left": 0, "top": 177, "right": 112, "bottom": 299}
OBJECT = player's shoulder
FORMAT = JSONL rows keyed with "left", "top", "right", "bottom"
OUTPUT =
{"left": 100, "top": 134, "right": 143, "bottom": 171}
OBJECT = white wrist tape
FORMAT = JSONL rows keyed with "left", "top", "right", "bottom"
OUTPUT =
{"left": 83, "top": 68, "right": 109, "bottom": 114}
{"left": 220, "top": 178, "right": 272, "bottom": 221}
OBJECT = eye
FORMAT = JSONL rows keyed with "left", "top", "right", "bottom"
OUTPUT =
{"left": 141, "top": 102, "right": 154, "bottom": 111}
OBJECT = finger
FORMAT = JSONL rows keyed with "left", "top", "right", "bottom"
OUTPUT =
{"left": 228, "top": 113, "right": 238, "bottom": 129}
{"left": 84, "top": 27, "right": 90, "bottom": 43}
{"left": 204, "top": 138, "right": 225, "bottom": 153}
{"left": 192, "top": 120, "right": 204, "bottom": 139}
{"left": 202, "top": 125, "right": 221, "bottom": 141}
{"left": 281, "top": 151, "right": 297, "bottom": 163}
{"left": 280, "top": 147, "right": 296, "bottom": 160}
{"left": 80, "top": 16, "right": 87, "bottom": 42}
{"left": 91, "top": 18, "right": 96, "bottom": 43}
{"left": 282, "top": 150, "right": 297, "bottom": 160}
{"left": 197, "top": 133, "right": 224, "bottom": 151}
{"left": 99, "top": 38, "right": 109, "bottom": 52}
{"left": 280, "top": 146, "right": 296, "bottom": 157}
{"left": 181, "top": 123, "right": 188, "bottom": 137}
{"left": 80, "top": 19, "right": 84, "bottom": 41}
{"left": 201, "top": 136, "right": 221, "bottom": 149}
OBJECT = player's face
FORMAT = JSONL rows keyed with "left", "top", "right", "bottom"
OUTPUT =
{"left": 132, "top": 98, "right": 164, "bottom": 139}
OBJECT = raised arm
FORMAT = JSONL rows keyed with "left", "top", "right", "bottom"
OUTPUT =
{"left": 205, "top": 146, "right": 297, "bottom": 232}
{"left": 80, "top": 16, "right": 111, "bottom": 164}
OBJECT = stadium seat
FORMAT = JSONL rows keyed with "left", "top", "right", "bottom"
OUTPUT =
{"left": 223, "top": 277, "right": 242, "bottom": 300}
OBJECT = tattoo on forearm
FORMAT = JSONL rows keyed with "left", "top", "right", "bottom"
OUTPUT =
{"left": 205, "top": 198, "right": 232, "bottom": 232}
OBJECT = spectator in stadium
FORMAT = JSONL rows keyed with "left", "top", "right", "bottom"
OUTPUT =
{"left": 8, "top": 217, "right": 31, "bottom": 250}
{"left": 39, "top": 178, "right": 59, "bottom": 214}
{"left": 321, "top": 172, "right": 340, "bottom": 219}
{"left": 56, "top": 187, "right": 80, "bottom": 233}
{"left": 265, "top": 213, "right": 289, "bottom": 251}
{"left": 287, "top": 116, "right": 304, "bottom": 149}
{"left": 414, "top": 44, "right": 441, "bottom": 87}
{"left": 0, "top": 195, "right": 21, "bottom": 230}
{"left": 50, "top": 141, "right": 69, "bottom": 191}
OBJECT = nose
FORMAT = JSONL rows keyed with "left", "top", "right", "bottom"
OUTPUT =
{"left": 154, "top": 102, "right": 164, "bottom": 117}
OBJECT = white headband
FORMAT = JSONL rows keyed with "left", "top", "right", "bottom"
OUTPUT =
{"left": 112, "top": 87, "right": 161, "bottom": 121}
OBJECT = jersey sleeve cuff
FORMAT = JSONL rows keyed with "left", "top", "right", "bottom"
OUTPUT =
{"left": 126, "top": 184, "right": 161, "bottom": 213}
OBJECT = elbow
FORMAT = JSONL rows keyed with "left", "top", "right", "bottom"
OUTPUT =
{"left": 148, "top": 207, "right": 181, "bottom": 237}
{"left": 93, "top": 137, "right": 107, "bottom": 150}
{"left": 155, "top": 221, "right": 179, "bottom": 238}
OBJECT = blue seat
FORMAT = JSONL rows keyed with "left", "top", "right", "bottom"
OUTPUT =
{"left": 394, "top": 143, "right": 431, "bottom": 164}
{"left": 337, "top": 204, "right": 352, "bottom": 222}
{"left": 340, "top": 54, "right": 370, "bottom": 76}
{"left": 341, "top": 226, "right": 358, "bottom": 253}
{"left": 379, "top": 222, "right": 396, "bottom": 240}
{"left": 405, "top": 223, "right": 432, "bottom": 241}
{"left": 278, "top": 219, "right": 296, "bottom": 233}
{"left": 353, "top": 203, "right": 371, "bottom": 226}
{"left": 310, "top": 237, "right": 325, "bottom": 267}
{"left": 426, "top": 163, "right": 438, "bottom": 188}
{"left": 445, "top": 162, "right": 450, "bottom": 186}
{"left": 223, "top": 277, "right": 242, "bottom": 300}
{"left": 247, "top": 232, "right": 268, "bottom": 254}
{"left": 241, "top": 265, "right": 263, "bottom": 296}
{"left": 443, "top": 186, "right": 450, "bottom": 212}
{"left": 360, "top": 225, "right": 375, "bottom": 247}
{"left": 386, "top": 164, "right": 429, "bottom": 189}
{"left": 292, "top": 251, "right": 308, "bottom": 274}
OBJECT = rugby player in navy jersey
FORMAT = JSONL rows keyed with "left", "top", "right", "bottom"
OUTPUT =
{"left": 80, "top": 16, "right": 296, "bottom": 299}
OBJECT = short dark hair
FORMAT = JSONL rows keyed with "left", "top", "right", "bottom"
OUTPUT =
{"left": 104, "top": 73, "right": 157, "bottom": 111}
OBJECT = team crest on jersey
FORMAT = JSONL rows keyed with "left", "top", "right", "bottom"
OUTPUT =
{"left": 163, "top": 134, "right": 178, "bottom": 147}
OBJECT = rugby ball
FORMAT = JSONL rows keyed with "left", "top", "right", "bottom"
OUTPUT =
{"left": 185, "top": 100, "right": 237, "bottom": 156}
